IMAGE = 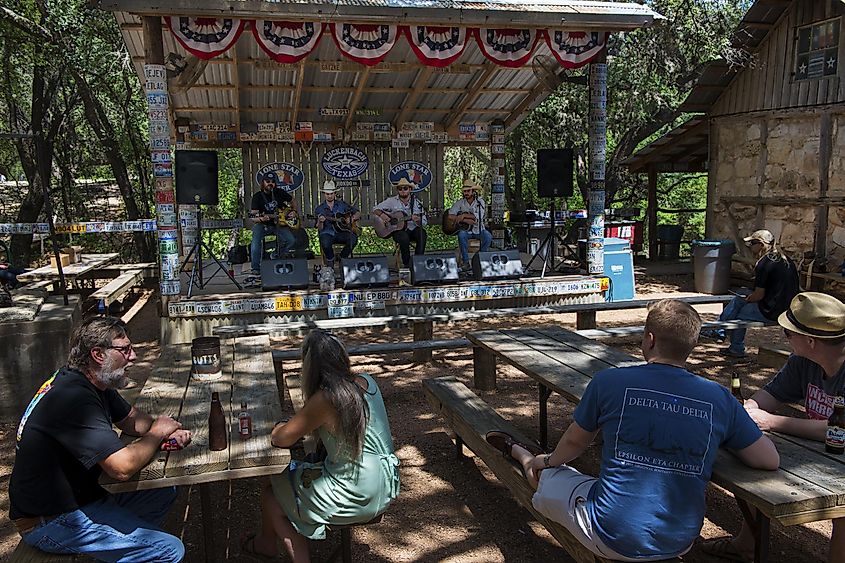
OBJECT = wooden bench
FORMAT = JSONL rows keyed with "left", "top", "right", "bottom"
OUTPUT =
{"left": 423, "top": 376, "right": 680, "bottom": 563}
{"left": 89, "top": 269, "right": 143, "bottom": 307}
{"left": 757, "top": 344, "right": 790, "bottom": 369}
{"left": 577, "top": 319, "right": 776, "bottom": 341}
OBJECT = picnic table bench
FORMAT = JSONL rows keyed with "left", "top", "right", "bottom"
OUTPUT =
{"left": 16, "top": 253, "right": 120, "bottom": 287}
{"left": 444, "top": 324, "right": 845, "bottom": 563}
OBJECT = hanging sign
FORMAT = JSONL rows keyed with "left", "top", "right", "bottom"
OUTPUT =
{"left": 320, "top": 146, "right": 369, "bottom": 179}
{"left": 253, "top": 20, "right": 323, "bottom": 63}
{"left": 255, "top": 162, "right": 305, "bottom": 192}
{"left": 388, "top": 161, "right": 433, "bottom": 192}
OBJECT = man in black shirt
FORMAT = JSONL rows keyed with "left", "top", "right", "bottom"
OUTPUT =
{"left": 249, "top": 172, "right": 298, "bottom": 275}
{"left": 704, "top": 229, "right": 799, "bottom": 358}
{"left": 9, "top": 317, "right": 191, "bottom": 561}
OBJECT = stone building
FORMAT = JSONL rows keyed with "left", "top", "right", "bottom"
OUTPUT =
{"left": 628, "top": 0, "right": 844, "bottom": 292}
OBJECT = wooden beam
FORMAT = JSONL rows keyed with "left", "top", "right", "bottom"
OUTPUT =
{"left": 504, "top": 80, "right": 548, "bottom": 130}
{"left": 174, "top": 106, "right": 507, "bottom": 114}
{"left": 445, "top": 65, "right": 498, "bottom": 131}
{"left": 142, "top": 16, "right": 164, "bottom": 65}
{"left": 647, "top": 169, "right": 658, "bottom": 259}
{"left": 394, "top": 66, "right": 434, "bottom": 129}
{"left": 290, "top": 59, "right": 306, "bottom": 127}
{"left": 344, "top": 66, "right": 372, "bottom": 132}
{"left": 738, "top": 21, "right": 775, "bottom": 29}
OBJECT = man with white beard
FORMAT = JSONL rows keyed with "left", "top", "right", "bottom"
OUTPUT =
{"left": 9, "top": 317, "right": 191, "bottom": 561}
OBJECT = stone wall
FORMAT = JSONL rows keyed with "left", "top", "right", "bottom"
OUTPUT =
{"left": 710, "top": 109, "right": 845, "bottom": 283}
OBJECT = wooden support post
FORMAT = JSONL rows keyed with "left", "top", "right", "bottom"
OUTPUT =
{"left": 576, "top": 311, "right": 597, "bottom": 330}
{"left": 473, "top": 346, "right": 497, "bottom": 391}
{"left": 648, "top": 168, "right": 658, "bottom": 260}
{"left": 413, "top": 320, "right": 433, "bottom": 363}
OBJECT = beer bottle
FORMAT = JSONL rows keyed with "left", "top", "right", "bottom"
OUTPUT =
{"left": 238, "top": 402, "right": 253, "bottom": 439}
{"left": 825, "top": 396, "right": 845, "bottom": 455}
{"left": 730, "top": 373, "right": 744, "bottom": 403}
{"left": 208, "top": 391, "right": 228, "bottom": 451}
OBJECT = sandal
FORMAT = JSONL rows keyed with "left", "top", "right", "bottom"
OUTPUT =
{"left": 485, "top": 431, "right": 544, "bottom": 460}
{"left": 240, "top": 533, "right": 279, "bottom": 562}
{"left": 698, "top": 536, "right": 753, "bottom": 563}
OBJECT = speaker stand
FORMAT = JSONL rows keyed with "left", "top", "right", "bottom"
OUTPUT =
{"left": 524, "top": 200, "right": 571, "bottom": 278}
{"left": 179, "top": 208, "right": 242, "bottom": 297}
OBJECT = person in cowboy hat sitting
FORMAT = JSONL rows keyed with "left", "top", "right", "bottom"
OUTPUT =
{"left": 314, "top": 180, "right": 360, "bottom": 267}
{"left": 701, "top": 291, "right": 845, "bottom": 563}
{"left": 372, "top": 177, "right": 427, "bottom": 268}
{"left": 486, "top": 299, "right": 778, "bottom": 562}
{"left": 248, "top": 172, "right": 297, "bottom": 276}
{"left": 448, "top": 179, "right": 493, "bottom": 269}
{"left": 702, "top": 229, "right": 799, "bottom": 358}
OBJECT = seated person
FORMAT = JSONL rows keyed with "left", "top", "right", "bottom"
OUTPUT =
{"left": 702, "top": 229, "right": 798, "bottom": 358}
{"left": 242, "top": 329, "right": 400, "bottom": 562}
{"left": 486, "top": 299, "right": 779, "bottom": 562}
{"left": 249, "top": 172, "right": 297, "bottom": 275}
{"left": 314, "top": 180, "right": 360, "bottom": 266}
{"left": 702, "top": 292, "right": 845, "bottom": 563}
{"left": 373, "top": 178, "right": 427, "bottom": 268}
{"left": 1, "top": 262, "right": 24, "bottom": 289}
{"left": 449, "top": 179, "right": 492, "bottom": 268}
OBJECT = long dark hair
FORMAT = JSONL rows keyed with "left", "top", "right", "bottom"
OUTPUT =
{"left": 301, "top": 330, "right": 369, "bottom": 459}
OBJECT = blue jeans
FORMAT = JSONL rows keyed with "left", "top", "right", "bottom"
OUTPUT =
{"left": 22, "top": 487, "right": 183, "bottom": 562}
{"left": 251, "top": 223, "right": 296, "bottom": 271}
{"left": 457, "top": 229, "right": 493, "bottom": 263}
{"left": 717, "top": 296, "right": 769, "bottom": 354}
{"left": 319, "top": 230, "right": 357, "bottom": 261}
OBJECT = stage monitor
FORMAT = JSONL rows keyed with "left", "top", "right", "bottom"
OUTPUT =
{"left": 537, "top": 148, "right": 574, "bottom": 198}
{"left": 175, "top": 150, "right": 219, "bottom": 205}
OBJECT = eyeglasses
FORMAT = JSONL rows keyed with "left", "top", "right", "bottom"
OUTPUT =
{"left": 107, "top": 343, "right": 134, "bottom": 356}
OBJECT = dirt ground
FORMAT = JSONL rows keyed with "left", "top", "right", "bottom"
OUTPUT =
{"left": 0, "top": 268, "right": 833, "bottom": 562}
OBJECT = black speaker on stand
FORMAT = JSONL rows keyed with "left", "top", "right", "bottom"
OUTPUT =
{"left": 175, "top": 150, "right": 241, "bottom": 296}
{"left": 527, "top": 148, "right": 574, "bottom": 277}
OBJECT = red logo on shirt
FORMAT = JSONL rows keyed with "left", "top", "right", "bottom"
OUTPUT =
{"left": 805, "top": 383, "right": 834, "bottom": 420}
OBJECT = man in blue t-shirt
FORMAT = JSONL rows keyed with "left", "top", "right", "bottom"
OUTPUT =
{"left": 486, "top": 299, "right": 779, "bottom": 561}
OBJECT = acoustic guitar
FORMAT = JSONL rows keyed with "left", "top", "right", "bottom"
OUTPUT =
{"left": 441, "top": 210, "right": 474, "bottom": 235}
{"left": 373, "top": 211, "right": 409, "bottom": 238}
{"left": 311, "top": 211, "right": 360, "bottom": 235}
{"left": 249, "top": 205, "right": 300, "bottom": 230}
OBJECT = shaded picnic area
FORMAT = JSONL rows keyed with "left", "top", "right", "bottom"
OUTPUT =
{"left": 0, "top": 265, "right": 833, "bottom": 562}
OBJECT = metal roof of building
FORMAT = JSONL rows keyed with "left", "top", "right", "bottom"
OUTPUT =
{"left": 103, "top": 2, "right": 663, "bottom": 142}
{"left": 623, "top": 116, "right": 708, "bottom": 173}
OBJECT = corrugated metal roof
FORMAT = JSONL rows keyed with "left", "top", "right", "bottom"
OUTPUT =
{"left": 623, "top": 117, "right": 708, "bottom": 173}
{"left": 114, "top": 3, "right": 661, "bottom": 142}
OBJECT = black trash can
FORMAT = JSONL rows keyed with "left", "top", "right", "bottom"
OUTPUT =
{"left": 657, "top": 224, "right": 684, "bottom": 260}
{"left": 691, "top": 239, "right": 736, "bottom": 294}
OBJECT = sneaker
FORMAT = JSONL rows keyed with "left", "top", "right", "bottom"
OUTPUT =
{"left": 700, "top": 329, "right": 727, "bottom": 343}
{"left": 720, "top": 348, "right": 748, "bottom": 359}
{"left": 245, "top": 268, "right": 262, "bottom": 276}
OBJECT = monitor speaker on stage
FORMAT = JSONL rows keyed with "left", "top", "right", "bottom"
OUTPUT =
{"left": 472, "top": 250, "right": 523, "bottom": 280}
{"left": 537, "top": 148, "right": 574, "bottom": 198}
{"left": 341, "top": 257, "right": 390, "bottom": 289}
{"left": 410, "top": 254, "right": 459, "bottom": 285}
{"left": 260, "top": 258, "right": 310, "bottom": 290}
{"left": 175, "top": 150, "right": 219, "bottom": 205}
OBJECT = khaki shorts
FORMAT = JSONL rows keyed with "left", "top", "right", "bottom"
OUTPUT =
{"left": 531, "top": 465, "right": 689, "bottom": 562}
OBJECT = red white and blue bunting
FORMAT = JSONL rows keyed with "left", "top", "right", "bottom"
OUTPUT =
{"left": 546, "top": 30, "right": 607, "bottom": 69}
{"left": 252, "top": 20, "right": 324, "bottom": 63}
{"left": 330, "top": 23, "right": 398, "bottom": 66}
{"left": 166, "top": 17, "right": 606, "bottom": 70}
{"left": 402, "top": 25, "right": 468, "bottom": 67}
{"left": 167, "top": 17, "right": 246, "bottom": 60}
{"left": 473, "top": 27, "right": 541, "bottom": 68}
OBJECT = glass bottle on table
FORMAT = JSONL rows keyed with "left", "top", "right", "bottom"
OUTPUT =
{"left": 208, "top": 391, "right": 228, "bottom": 451}
{"left": 730, "top": 372, "right": 744, "bottom": 403}
{"left": 825, "top": 396, "right": 845, "bottom": 455}
{"left": 238, "top": 402, "right": 253, "bottom": 439}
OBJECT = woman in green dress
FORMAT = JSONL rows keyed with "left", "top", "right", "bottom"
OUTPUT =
{"left": 242, "top": 329, "right": 400, "bottom": 562}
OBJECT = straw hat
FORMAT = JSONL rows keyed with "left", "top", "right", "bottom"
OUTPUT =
{"left": 743, "top": 229, "right": 774, "bottom": 245}
{"left": 778, "top": 292, "right": 845, "bottom": 339}
{"left": 394, "top": 177, "right": 416, "bottom": 189}
{"left": 462, "top": 179, "right": 482, "bottom": 193}
{"left": 322, "top": 180, "right": 337, "bottom": 193}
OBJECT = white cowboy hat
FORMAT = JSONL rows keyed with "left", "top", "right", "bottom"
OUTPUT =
{"left": 778, "top": 292, "right": 845, "bottom": 339}
{"left": 322, "top": 180, "right": 337, "bottom": 193}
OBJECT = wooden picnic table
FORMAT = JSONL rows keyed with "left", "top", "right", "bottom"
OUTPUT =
{"left": 467, "top": 325, "right": 845, "bottom": 563}
{"left": 102, "top": 335, "right": 288, "bottom": 563}
{"left": 17, "top": 253, "right": 120, "bottom": 286}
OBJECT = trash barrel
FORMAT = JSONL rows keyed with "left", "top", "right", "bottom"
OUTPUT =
{"left": 657, "top": 224, "right": 684, "bottom": 260}
{"left": 191, "top": 336, "right": 222, "bottom": 380}
{"left": 691, "top": 239, "right": 736, "bottom": 294}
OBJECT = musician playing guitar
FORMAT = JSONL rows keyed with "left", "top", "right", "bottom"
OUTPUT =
{"left": 373, "top": 177, "right": 427, "bottom": 268}
{"left": 449, "top": 179, "right": 492, "bottom": 268}
{"left": 314, "top": 180, "right": 360, "bottom": 266}
{"left": 248, "top": 172, "right": 297, "bottom": 275}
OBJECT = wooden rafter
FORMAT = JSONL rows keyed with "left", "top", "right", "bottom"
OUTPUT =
{"left": 503, "top": 81, "right": 548, "bottom": 129}
{"left": 444, "top": 65, "right": 497, "bottom": 131}
{"left": 290, "top": 59, "right": 306, "bottom": 126}
{"left": 176, "top": 107, "right": 508, "bottom": 114}
{"left": 344, "top": 67, "right": 372, "bottom": 132}
{"left": 394, "top": 66, "right": 434, "bottom": 129}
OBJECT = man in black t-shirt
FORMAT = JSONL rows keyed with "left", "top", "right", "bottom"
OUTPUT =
{"left": 249, "top": 172, "right": 298, "bottom": 275}
{"left": 704, "top": 229, "right": 799, "bottom": 358}
{"left": 9, "top": 317, "right": 191, "bottom": 561}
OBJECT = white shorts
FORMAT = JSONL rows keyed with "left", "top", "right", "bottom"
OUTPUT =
{"left": 531, "top": 465, "right": 688, "bottom": 562}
